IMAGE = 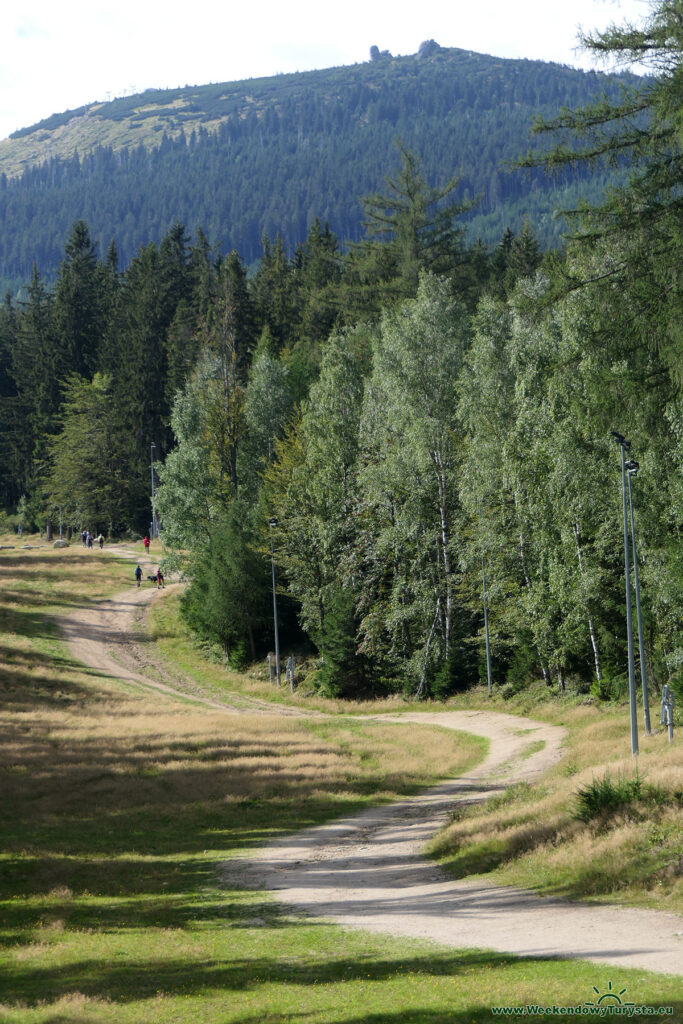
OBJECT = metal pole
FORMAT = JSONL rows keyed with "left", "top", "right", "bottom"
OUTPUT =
{"left": 150, "top": 443, "right": 156, "bottom": 539}
{"left": 616, "top": 439, "right": 638, "bottom": 756}
{"left": 626, "top": 465, "right": 651, "bottom": 734}
{"left": 661, "top": 685, "right": 674, "bottom": 744}
{"left": 269, "top": 518, "right": 281, "bottom": 687}
{"left": 482, "top": 555, "right": 493, "bottom": 697}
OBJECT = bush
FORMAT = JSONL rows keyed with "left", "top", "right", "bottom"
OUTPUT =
{"left": 317, "top": 587, "right": 371, "bottom": 699}
{"left": 668, "top": 670, "right": 682, "bottom": 721}
{"left": 229, "top": 639, "right": 249, "bottom": 671}
{"left": 574, "top": 769, "right": 665, "bottom": 822}
{"left": 575, "top": 770, "right": 642, "bottom": 821}
{"left": 590, "top": 665, "right": 629, "bottom": 702}
{"left": 504, "top": 637, "right": 540, "bottom": 692}
{"left": 180, "top": 506, "right": 271, "bottom": 661}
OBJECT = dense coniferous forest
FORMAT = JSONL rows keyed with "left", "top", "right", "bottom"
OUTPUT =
{"left": 0, "top": 14, "right": 680, "bottom": 706}
{"left": 0, "top": 45, "right": 637, "bottom": 293}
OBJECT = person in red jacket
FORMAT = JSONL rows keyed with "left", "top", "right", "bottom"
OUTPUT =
{"left": 143, "top": 535, "right": 150, "bottom": 554}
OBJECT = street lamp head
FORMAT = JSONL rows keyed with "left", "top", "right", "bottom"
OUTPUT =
{"left": 610, "top": 430, "right": 630, "bottom": 448}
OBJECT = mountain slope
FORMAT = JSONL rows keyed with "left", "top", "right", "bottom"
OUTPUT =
{"left": 0, "top": 46, "right": 637, "bottom": 291}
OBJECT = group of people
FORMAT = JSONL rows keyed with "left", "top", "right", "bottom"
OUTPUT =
{"left": 81, "top": 530, "right": 104, "bottom": 549}
{"left": 134, "top": 535, "right": 165, "bottom": 588}
{"left": 134, "top": 564, "right": 165, "bottom": 589}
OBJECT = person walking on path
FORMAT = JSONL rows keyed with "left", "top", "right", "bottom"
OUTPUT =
{"left": 135, "top": 565, "right": 142, "bottom": 588}
{"left": 97, "top": 534, "right": 104, "bottom": 549}
{"left": 143, "top": 535, "right": 150, "bottom": 555}
{"left": 156, "top": 567, "right": 165, "bottom": 589}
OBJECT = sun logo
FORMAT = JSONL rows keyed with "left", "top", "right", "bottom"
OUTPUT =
{"left": 585, "top": 980, "right": 635, "bottom": 1007}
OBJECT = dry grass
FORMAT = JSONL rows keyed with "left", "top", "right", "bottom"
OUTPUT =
{"left": 1, "top": 541, "right": 681, "bottom": 1021}
{"left": 431, "top": 699, "right": 683, "bottom": 910}
{"left": 0, "top": 540, "right": 485, "bottom": 881}
{"left": 146, "top": 568, "right": 683, "bottom": 913}
{"left": 148, "top": 589, "right": 453, "bottom": 716}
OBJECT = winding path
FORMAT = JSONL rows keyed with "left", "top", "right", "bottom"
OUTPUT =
{"left": 57, "top": 569, "right": 683, "bottom": 977}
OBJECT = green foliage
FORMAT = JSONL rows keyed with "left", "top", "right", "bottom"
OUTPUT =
{"left": 573, "top": 770, "right": 666, "bottom": 822}
{"left": 316, "top": 587, "right": 372, "bottom": 699}
{"left": 589, "top": 665, "right": 629, "bottom": 703}
{"left": 181, "top": 505, "right": 271, "bottom": 661}
{"left": 354, "top": 145, "right": 472, "bottom": 308}
{"left": 264, "top": 324, "right": 372, "bottom": 647}
{"left": 504, "top": 639, "right": 542, "bottom": 694}
{"left": 354, "top": 274, "right": 472, "bottom": 696}
{"left": 45, "top": 373, "right": 129, "bottom": 534}
{"left": 0, "top": 4, "right": 679, "bottom": 701}
{"left": 0, "top": 49, "right": 640, "bottom": 291}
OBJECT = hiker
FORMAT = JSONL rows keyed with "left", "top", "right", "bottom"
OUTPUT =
{"left": 143, "top": 535, "right": 150, "bottom": 554}
{"left": 156, "top": 567, "right": 165, "bottom": 589}
{"left": 135, "top": 565, "right": 142, "bottom": 588}
{"left": 86, "top": 532, "right": 93, "bottom": 548}
{"left": 81, "top": 529, "right": 87, "bottom": 546}
{"left": 97, "top": 534, "right": 104, "bottom": 549}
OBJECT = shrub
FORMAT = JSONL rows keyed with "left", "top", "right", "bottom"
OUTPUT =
{"left": 317, "top": 588, "right": 371, "bottom": 699}
{"left": 229, "top": 639, "right": 249, "bottom": 671}
{"left": 668, "top": 670, "right": 682, "bottom": 721}
{"left": 574, "top": 769, "right": 666, "bottom": 822}
{"left": 590, "top": 665, "right": 629, "bottom": 702}
{"left": 504, "top": 637, "right": 539, "bottom": 693}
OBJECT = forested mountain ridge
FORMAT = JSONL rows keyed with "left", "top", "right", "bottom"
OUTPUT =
{"left": 0, "top": 44, "right": 638, "bottom": 292}
{"left": 1, "top": 0, "right": 680, "bottom": 706}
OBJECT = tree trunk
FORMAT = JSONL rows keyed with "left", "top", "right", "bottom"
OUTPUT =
{"left": 517, "top": 520, "right": 551, "bottom": 685}
{"left": 432, "top": 451, "right": 452, "bottom": 657}
{"left": 573, "top": 523, "right": 602, "bottom": 682}
{"left": 417, "top": 597, "right": 441, "bottom": 699}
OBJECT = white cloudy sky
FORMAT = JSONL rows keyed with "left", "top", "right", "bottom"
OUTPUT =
{"left": 2, "top": 0, "right": 650, "bottom": 141}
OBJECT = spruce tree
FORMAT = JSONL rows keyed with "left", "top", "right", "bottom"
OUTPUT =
{"left": 54, "top": 221, "right": 106, "bottom": 381}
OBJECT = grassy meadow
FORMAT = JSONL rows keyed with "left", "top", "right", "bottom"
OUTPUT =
{"left": 148, "top": 587, "right": 683, "bottom": 914}
{"left": 429, "top": 702, "right": 683, "bottom": 913}
{"left": 0, "top": 539, "right": 681, "bottom": 1023}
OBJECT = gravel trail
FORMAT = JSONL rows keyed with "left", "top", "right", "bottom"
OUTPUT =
{"left": 56, "top": 567, "right": 683, "bottom": 977}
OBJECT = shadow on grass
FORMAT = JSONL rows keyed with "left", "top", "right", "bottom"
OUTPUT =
{"left": 0, "top": 556, "right": 122, "bottom": 580}
{"left": 0, "top": 948, "right": 524, "bottom": 1005}
{"left": 0, "top": 605, "right": 69, "bottom": 642}
{"left": 436, "top": 822, "right": 561, "bottom": 880}
{"left": 0, "top": 881, "right": 288, "bottom": 931}
{"left": 0, "top": 662, "right": 120, "bottom": 712}
{"left": 0, "top": 589, "right": 100, "bottom": 611}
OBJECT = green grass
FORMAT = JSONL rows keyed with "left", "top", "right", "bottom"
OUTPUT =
{"left": 0, "top": 544, "right": 680, "bottom": 1023}
{"left": 429, "top": 701, "right": 683, "bottom": 912}
{"left": 150, "top": 581, "right": 683, "bottom": 915}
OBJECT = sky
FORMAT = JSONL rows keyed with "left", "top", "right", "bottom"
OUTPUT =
{"left": 1, "top": 0, "right": 650, "bottom": 142}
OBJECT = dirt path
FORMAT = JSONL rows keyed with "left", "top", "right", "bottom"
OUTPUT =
{"left": 57, "top": 570, "right": 683, "bottom": 977}
{"left": 234, "top": 710, "right": 683, "bottom": 976}
{"left": 58, "top": 550, "right": 306, "bottom": 715}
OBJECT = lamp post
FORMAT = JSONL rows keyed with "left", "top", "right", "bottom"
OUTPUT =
{"left": 269, "top": 517, "right": 281, "bottom": 687}
{"left": 611, "top": 431, "right": 638, "bottom": 757}
{"left": 482, "top": 553, "right": 493, "bottom": 697}
{"left": 477, "top": 505, "right": 493, "bottom": 697}
{"left": 150, "top": 443, "right": 157, "bottom": 539}
{"left": 625, "top": 459, "right": 651, "bottom": 734}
